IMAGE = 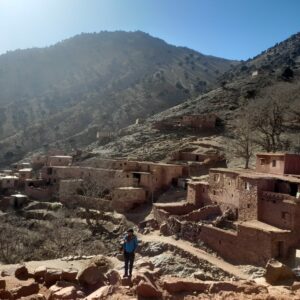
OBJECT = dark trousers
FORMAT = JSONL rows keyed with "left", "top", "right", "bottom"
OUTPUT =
{"left": 124, "top": 251, "right": 135, "bottom": 276}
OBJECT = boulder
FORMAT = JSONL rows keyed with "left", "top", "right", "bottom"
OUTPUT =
{"left": 11, "top": 281, "right": 39, "bottom": 299}
{"left": 0, "top": 290, "right": 13, "bottom": 299}
{"left": 49, "top": 286, "right": 77, "bottom": 299}
{"left": 163, "top": 277, "right": 210, "bottom": 293}
{"left": 33, "top": 266, "right": 47, "bottom": 282}
{"left": 264, "top": 259, "right": 295, "bottom": 285}
{"left": 0, "top": 279, "right": 6, "bottom": 290}
{"left": 85, "top": 285, "right": 114, "bottom": 300}
{"left": 106, "top": 270, "right": 121, "bottom": 286}
{"left": 15, "top": 264, "right": 29, "bottom": 280}
{"left": 44, "top": 268, "right": 62, "bottom": 286}
{"left": 77, "top": 257, "right": 109, "bottom": 287}
{"left": 61, "top": 268, "right": 78, "bottom": 282}
{"left": 136, "top": 280, "right": 162, "bottom": 298}
{"left": 48, "top": 281, "right": 85, "bottom": 299}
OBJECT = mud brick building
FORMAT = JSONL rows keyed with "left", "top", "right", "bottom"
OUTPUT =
{"left": 154, "top": 152, "right": 300, "bottom": 266}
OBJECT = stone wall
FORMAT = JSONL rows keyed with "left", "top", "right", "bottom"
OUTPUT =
{"left": 256, "top": 154, "right": 285, "bottom": 175}
{"left": 112, "top": 187, "right": 146, "bottom": 213}
{"left": 61, "top": 194, "right": 112, "bottom": 211}
{"left": 258, "top": 191, "right": 299, "bottom": 230}
{"left": 25, "top": 186, "right": 54, "bottom": 201}
{"left": 179, "top": 205, "right": 221, "bottom": 222}
{"left": 187, "top": 181, "right": 210, "bottom": 207}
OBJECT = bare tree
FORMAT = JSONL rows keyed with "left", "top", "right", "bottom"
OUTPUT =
{"left": 229, "top": 111, "right": 255, "bottom": 168}
{"left": 76, "top": 176, "right": 112, "bottom": 234}
{"left": 250, "top": 99, "right": 287, "bottom": 152}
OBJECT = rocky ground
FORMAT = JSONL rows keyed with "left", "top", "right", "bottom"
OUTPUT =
{"left": 1, "top": 199, "right": 300, "bottom": 299}
{"left": 1, "top": 244, "right": 299, "bottom": 300}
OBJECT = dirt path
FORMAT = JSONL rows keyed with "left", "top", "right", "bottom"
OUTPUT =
{"left": 139, "top": 232, "right": 249, "bottom": 280}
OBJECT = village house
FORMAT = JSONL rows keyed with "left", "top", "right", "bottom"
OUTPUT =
{"left": 0, "top": 174, "right": 18, "bottom": 190}
{"left": 152, "top": 113, "right": 219, "bottom": 132}
{"left": 154, "top": 152, "right": 300, "bottom": 267}
{"left": 39, "top": 159, "right": 186, "bottom": 212}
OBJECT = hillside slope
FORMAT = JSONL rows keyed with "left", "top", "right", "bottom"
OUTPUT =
{"left": 85, "top": 32, "right": 300, "bottom": 166}
{"left": 0, "top": 31, "right": 235, "bottom": 166}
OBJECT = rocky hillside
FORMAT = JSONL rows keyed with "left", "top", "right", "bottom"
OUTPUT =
{"left": 0, "top": 31, "right": 235, "bottom": 166}
{"left": 85, "top": 32, "right": 300, "bottom": 165}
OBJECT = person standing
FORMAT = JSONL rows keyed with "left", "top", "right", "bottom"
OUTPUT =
{"left": 121, "top": 228, "right": 138, "bottom": 278}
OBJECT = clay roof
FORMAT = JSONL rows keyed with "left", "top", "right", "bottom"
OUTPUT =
{"left": 239, "top": 220, "right": 290, "bottom": 233}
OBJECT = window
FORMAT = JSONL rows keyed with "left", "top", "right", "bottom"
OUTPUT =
{"left": 244, "top": 182, "right": 250, "bottom": 190}
{"left": 247, "top": 204, "right": 251, "bottom": 208}
{"left": 213, "top": 190, "right": 216, "bottom": 195}
{"left": 214, "top": 174, "right": 219, "bottom": 182}
{"left": 272, "top": 160, "right": 277, "bottom": 167}
{"left": 282, "top": 212, "right": 289, "bottom": 220}
{"left": 202, "top": 187, "right": 205, "bottom": 192}
{"left": 260, "top": 158, "right": 265, "bottom": 165}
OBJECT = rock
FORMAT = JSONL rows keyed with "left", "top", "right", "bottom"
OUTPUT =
{"left": 1, "top": 269, "right": 14, "bottom": 277}
{"left": 163, "top": 277, "right": 209, "bottom": 293}
{"left": 48, "top": 281, "right": 85, "bottom": 299}
{"left": 61, "top": 268, "right": 78, "bottom": 282}
{"left": 77, "top": 256, "right": 110, "bottom": 287}
{"left": 11, "top": 282, "right": 39, "bottom": 299}
{"left": 44, "top": 268, "right": 62, "bottom": 286}
{"left": 160, "top": 222, "right": 171, "bottom": 236}
{"left": 49, "top": 286, "right": 77, "bottom": 299}
{"left": 209, "top": 281, "right": 239, "bottom": 293}
{"left": 0, "top": 279, "right": 6, "bottom": 290}
{"left": 193, "top": 271, "right": 213, "bottom": 281}
{"left": 85, "top": 285, "right": 114, "bottom": 300}
{"left": 136, "top": 259, "right": 155, "bottom": 271}
{"left": 139, "top": 242, "right": 166, "bottom": 256}
{"left": 106, "top": 270, "right": 121, "bottom": 286}
{"left": 121, "top": 277, "right": 132, "bottom": 286}
{"left": 264, "top": 259, "right": 295, "bottom": 285}
{"left": 136, "top": 280, "right": 162, "bottom": 298}
{"left": 33, "top": 266, "right": 47, "bottom": 283}
{"left": 116, "top": 253, "right": 124, "bottom": 261}
{"left": 19, "top": 294, "right": 46, "bottom": 300}
{"left": 292, "top": 281, "right": 300, "bottom": 291}
{"left": 15, "top": 264, "right": 29, "bottom": 280}
{"left": 0, "top": 290, "right": 13, "bottom": 299}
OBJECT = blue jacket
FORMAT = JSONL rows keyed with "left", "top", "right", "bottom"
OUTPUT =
{"left": 123, "top": 234, "right": 138, "bottom": 253}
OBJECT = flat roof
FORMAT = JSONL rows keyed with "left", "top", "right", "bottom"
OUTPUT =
{"left": 239, "top": 220, "right": 290, "bottom": 234}
{"left": 210, "top": 168, "right": 300, "bottom": 184}
{"left": 256, "top": 152, "right": 286, "bottom": 156}
{"left": 11, "top": 194, "right": 27, "bottom": 198}
{"left": 0, "top": 175, "right": 18, "bottom": 179}
{"left": 50, "top": 155, "right": 72, "bottom": 159}
{"left": 19, "top": 168, "right": 33, "bottom": 172}
{"left": 116, "top": 187, "right": 144, "bottom": 190}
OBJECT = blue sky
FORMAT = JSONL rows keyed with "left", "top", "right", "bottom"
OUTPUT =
{"left": 0, "top": 0, "right": 299, "bottom": 60}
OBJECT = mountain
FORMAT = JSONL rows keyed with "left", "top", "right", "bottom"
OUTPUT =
{"left": 0, "top": 31, "right": 235, "bottom": 166}
{"left": 84, "top": 32, "right": 300, "bottom": 165}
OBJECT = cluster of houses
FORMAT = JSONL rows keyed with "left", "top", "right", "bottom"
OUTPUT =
{"left": 1, "top": 111, "right": 300, "bottom": 267}
{"left": 153, "top": 152, "right": 300, "bottom": 266}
